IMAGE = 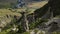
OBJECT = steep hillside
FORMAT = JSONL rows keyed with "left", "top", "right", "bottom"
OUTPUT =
{"left": 34, "top": 0, "right": 60, "bottom": 19}
{"left": 28, "top": 1, "right": 48, "bottom": 8}
{"left": 0, "top": 9, "right": 21, "bottom": 28}
{"left": 0, "top": 0, "right": 60, "bottom": 34}
{"left": 0, "top": 1, "right": 48, "bottom": 31}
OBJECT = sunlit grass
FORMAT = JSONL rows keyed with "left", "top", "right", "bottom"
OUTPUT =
{"left": 0, "top": 9, "right": 21, "bottom": 16}
{"left": 28, "top": 1, "right": 48, "bottom": 8}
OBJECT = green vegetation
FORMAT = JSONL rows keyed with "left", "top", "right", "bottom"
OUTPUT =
{"left": 0, "top": 0, "right": 60, "bottom": 34}
{"left": 29, "top": 18, "right": 48, "bottom": 29}
{"left": 22, "top": 32, "right": 30, "bottom": 34}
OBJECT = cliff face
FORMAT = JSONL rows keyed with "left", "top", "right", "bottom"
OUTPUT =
{"left": 48, "top": 0, "right": 60, "bottom": 16}
{"left": 34, "top": 0, "right": 60, "bottom": 19}
{"left": 33, "top": 0, "right": 60, "bottom": 32}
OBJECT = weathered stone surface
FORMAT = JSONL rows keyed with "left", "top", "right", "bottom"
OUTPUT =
{"left": 34, "top": 0, "right": 60, "bottom": 19}
{"left": 33, "top": 0, "right": 60, "bottom": 33}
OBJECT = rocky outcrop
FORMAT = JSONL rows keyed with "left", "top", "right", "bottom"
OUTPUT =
{"left": 33, "top": 0, "right": 60, "bottom": 33}
{"left": 34, "top": 0, "right": 60, "bottom": 19}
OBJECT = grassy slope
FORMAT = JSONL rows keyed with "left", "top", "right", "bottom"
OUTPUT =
{"left": 0, "top": 1, "right": 48, "bottom": 34}
{"left": 0, "top": 9, "right": 21, "bottom": 16}
{"left": 0, "top": 1, "right": 48, "bottom": 25}
{"left": 0, "top": 1, "right": 48, "bottom": 16}
{"left": 0, "top": 1, "right": 48, "bottom": 20}
{"left": 28, "top": 1, "right": 48, "bottom": 8}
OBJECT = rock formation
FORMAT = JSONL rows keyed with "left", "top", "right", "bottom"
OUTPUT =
{"left": 34, "top": 0, "right": 60, "bottom": 33}
{"left": 34, "top": 0, "right": 60, "bottom": 19}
